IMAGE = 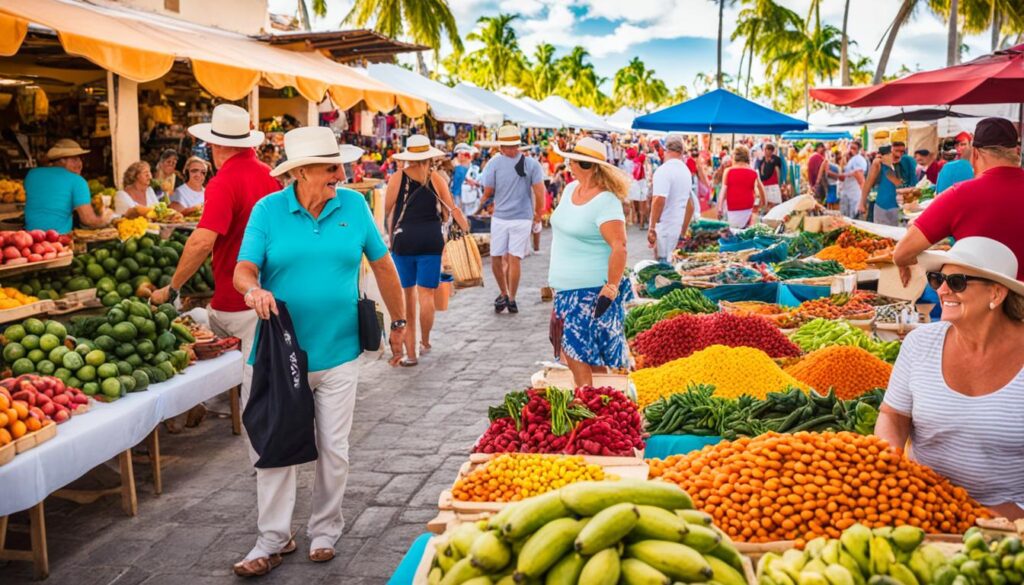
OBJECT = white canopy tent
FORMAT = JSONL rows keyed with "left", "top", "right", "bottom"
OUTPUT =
{"left": 536, "top": 96, "right": 613, "bottom": 131}
{"left": 452, "top": 84, "right": 561, "bottom": 128}
{"left": 606, "top": 107, "right": 641, "bottom": 132}
{"left": 365, "top": 64, "right": 503, "bottom": 126}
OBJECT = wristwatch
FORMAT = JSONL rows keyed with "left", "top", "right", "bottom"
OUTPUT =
{"left": 167, "top": 287, "right": 179, "bottom": 303}
{"left": 390, "top": 319, "right": 407, "bottom": 331}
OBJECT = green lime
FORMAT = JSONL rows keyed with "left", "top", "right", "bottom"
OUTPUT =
{"left": 102, "top": 257, "right": 119, "bottom": 273}
{"left": 44, "top": 321, "right": 67, "bottom": 339}
{"left": 20, "top": 334, "right": 39, "bottom": 351}
{"left": 62, "top": 351, "right": 84, "bottom": 371}
{"left": 85, "top": 349, "right": 106, "bottom": 367}
{"left": 101, "top": 377, "right": 122, "bottom": 398}
{"left": 39, "top": 333, "right": 60, "bottom": 353}
{"left": 119, "top": 374, "right": 137, "bottom": 393}
{"left": 27, "top": 349, "right": 45, "bottom": 363}
{"left": 11, "top": 357, "right": 34, "bottom": 375}
{"left": 116, "top": 360, "right": 133, "bottom": 375}
{"left": 75, "top": 342, "right": 93, "bottom": 356}
{"left": 37, "top": 359, "right": 55, "bottom": 375}
{"left": 94, "top": 335, "right": 116, "bottom": 352}
{"left": 23, "top": 318, "right": 45, "bottom": 336}
{"left": 66, "top": 377, "right": 81, "bottom": 390}
{"left": 101, "top": 291, "right": 121, "bottom": 307}
{"left": 4, "top": 324, "right": 25, "bottom": 342}
{"left": 3, "top": 343, "right": 26, "bottom": 363}
{"left": 77, "top": 365, "right": 97, "bottom": 382}
{"left": 82, "top": 382, "right": 99, "bottom": 396}
{"left": 85, "top": 263, "right": 105, "bottom": 280}
{"left": 54, "top": 367, "right": 71, "bottom": 383}
{"left": 48, "top": 345, "right": 69, "bottom": 363}
{"left": 116, "top": 283, "right": 134, "bottom": 298}
{"left": 97, "top": 363, "right": 119, "bottom": 379}
{"left": 114, "top": 266, "right": 131, "bottom": 283}
{"left": 94, "top": 248, "right": 110, "bottom": 262}
{"left": 96, "top": 277, "right": 116, "bottom": 294}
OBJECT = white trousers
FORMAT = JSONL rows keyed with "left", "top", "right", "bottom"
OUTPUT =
{"left": 252, "top": 359, "right": 360, "bottom": 555}
{"left": 654, "top": 222, "right": 682, "bottom": 261}
{"left": 208, "top": 308, "right": 260, "bottom": 462}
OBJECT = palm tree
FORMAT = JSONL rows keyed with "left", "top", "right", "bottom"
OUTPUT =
{"left": 874, "top": 0, "right": 920, "bottom": 83}
{"left": 732, "top": 0, "right": 802, "bottom": 95}
{"left": 526, "top": 43, "right": 559, "bottom": 100}
{"left": 665, "top": 85, "right": 690, "bottom": 105}
{"left": 465, "top": 14, "right": 524, "bottom": 90}
{"left": 840, "top": 0, "right": 852, "bottom": 84}
{"left": 767, "top": 8, "right": 842, "bottom": 118}
{"left": 710, "top": 0, "right": 739, "bottom": 88}
{"left": 848, "top": 54, "right": 875, "bottom": 85}
{"left": 557, "top": 47, "right": 601, "bottom": 107}
{"left": 613, "top": 58, "right": 670, "bottom": 113}
{"left": 343, "top": 0, "right": 463, "bottom": 75}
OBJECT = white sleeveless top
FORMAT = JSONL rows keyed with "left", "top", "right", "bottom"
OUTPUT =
{"left": 884, "top": 321, "right": 1024, "bottom": 506}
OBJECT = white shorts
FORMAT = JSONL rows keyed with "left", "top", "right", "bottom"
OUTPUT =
{"left": 628, "top": 180, "right": 648, "bottom": 202}
{"left": 490, "top": 217, "right": 533, "bottom": 258}
{"left": 727, "top": 209, "right": 753, "bottom": 229}
{"left": 764, "top": 184, "right": 782, "bottom": 204}
{"left": 654, "top": 222, "right": 682, "bottom": 261}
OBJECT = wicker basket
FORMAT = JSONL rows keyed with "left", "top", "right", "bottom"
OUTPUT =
{"left": 446, "top": 234, "right": 484, "bottom": 289}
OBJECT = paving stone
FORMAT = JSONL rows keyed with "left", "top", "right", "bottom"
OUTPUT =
{"left": 373, "top": 473, "right": 428, "bottom": 506}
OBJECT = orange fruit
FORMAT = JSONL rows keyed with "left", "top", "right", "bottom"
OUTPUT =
{"left": 0, "top": 393, "right": 9, "bottom": 410}
{"left": 12, "top": 400, "right": 28, "bottom": 420}
{"left": 0, "top": 412, "right": 7, "bottom": 428}
{"left": 0, "top": 427, "right": 10, "bottom": 445}
{"left": 25, "top": 416, "right": 40, "bottom": 432}
{"left": 4, "top": 408, "right": 15, "bottom": 424}
{"left": 10, "top": 419, "right": 26, "bottom": 439}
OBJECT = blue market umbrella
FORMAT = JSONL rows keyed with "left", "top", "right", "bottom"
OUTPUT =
{"left": 632, "top": 89, "right": 809, "bottom": 134}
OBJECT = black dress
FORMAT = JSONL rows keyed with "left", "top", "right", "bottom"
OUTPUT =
{"left": 392, "top": 172, "right": 444, "bottom": 256}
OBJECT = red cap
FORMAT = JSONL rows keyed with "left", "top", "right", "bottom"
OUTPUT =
{"left": 955, "top": 131, "right": 973, "bottom": 143}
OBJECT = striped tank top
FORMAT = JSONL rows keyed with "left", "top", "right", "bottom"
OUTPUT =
{"left": 884, "top": 321, "right": 1024, "bottom": 506}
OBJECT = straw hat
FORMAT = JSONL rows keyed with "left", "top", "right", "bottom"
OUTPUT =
{"left": 188, "top": 104, "right": 265, "bottom": 148}
{"left": 46, "top": 139, "right": 90, "bottom": 160}
{"left": 393, "top": 134, "right": 445, "bottom": 161}
{"left": 553, "top": 136, "right": 616, "bottom": 169}
{"left": 918, "top": 237, "right": 1024, "bottom": 297}
{"left": 453, "top": 142, "right": 478, "bottom": 155}
{"left": 496, "top": 124, "right": 523, "bottom": 146}
{"left": 269, "top": 126, "right": 364, "bottom": 178}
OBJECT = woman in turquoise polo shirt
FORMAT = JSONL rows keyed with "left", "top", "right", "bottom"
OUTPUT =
{"left": 24, "top": 139, "right": 113, "bottom": 233}
{"left": 232, "top": 127, "right": 408, "bottom": 577}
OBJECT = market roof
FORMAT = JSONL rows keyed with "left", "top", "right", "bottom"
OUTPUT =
{"left": 633, "top": 89, "right": 809, "bottom": 134}
{"left": 537, "top": 95, "right": 614, "bottom": 131}
{"left": 365, "top": 63, "right": 503, "bottom": 125}
{"left": 0, "top": 0, "right": 427, "bottom": 116}
{"left": 260, "top": 29, "right": 429, "bottom": 65}
{"left": 451, "top": 84, "right": 561, "bottom": 129}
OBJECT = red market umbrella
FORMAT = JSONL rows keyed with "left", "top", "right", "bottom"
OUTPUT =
{"left": 810, "top": 44, "right": 1024, "bottom": 107}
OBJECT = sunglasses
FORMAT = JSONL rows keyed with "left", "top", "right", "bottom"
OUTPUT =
{"left": 188, "top": 168, "right": 207, "bottom": 175}
{"left": 577, "top": 160, "right": 594, "bottom": 170}
{"left": 926, "top": 271, "right": 991, "bottom": 293}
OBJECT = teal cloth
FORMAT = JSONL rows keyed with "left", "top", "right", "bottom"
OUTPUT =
{"left": 646, "top": 434, "right": 723, "bottom": 459}
{"left": 549, "top": 184, "right": 625, "bottom": 290}
{"left": 897, "top": 155, "right": 917, "bottom": 186}
{"left": 701, "top": 282, "right": 830, "bottom": 307}
{"left": 23, "top": 166, "right": 91, "bottom": 234}
{"left": 935, "top": 159, "right": 974, "bottom": 194}
{"left": 875, "top": 164, "right": 899, "bottom": 209}
{"left": 388, "top": 533, "right": 431, "bottom": 585}
{"left": 238, "top": 185, "right": 388, "bottom": 371}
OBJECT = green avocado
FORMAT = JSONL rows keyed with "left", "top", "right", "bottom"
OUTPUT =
{"left": 112, "top": 322, "right": 138, "bottom": 343}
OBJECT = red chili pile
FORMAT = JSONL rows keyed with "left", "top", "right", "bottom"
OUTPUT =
{"left": 632, "top": 312, "right": 801, "bottom": 368}
{"left": 473, "top": 387, "right": 644, "bottom": 456}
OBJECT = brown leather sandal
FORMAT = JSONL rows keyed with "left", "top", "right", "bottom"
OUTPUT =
{"left": 232, "top": 554, "right": 283, "bottom": 577}
{"left": 309, "top": 548, "right": 335, "bottom": 563}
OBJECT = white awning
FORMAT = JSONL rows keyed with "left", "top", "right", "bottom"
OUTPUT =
{"left": 452, "top": 84, "right": 561, "bottom": 129}
{"left": 536, "top": 96, "right": 613, "bottom": 131}
{"left": 365, "top": 63, "right": 503, "bottom": 126}
{"left": 607, "top": 106, "right": 641, "bottom": 132}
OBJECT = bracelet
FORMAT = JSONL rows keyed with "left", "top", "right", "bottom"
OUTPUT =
{"left": 243, "top": 286, "right": 260, "bottom": 300}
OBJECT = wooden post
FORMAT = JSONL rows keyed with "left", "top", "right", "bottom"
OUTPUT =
{"left": 106, "top": 72, "right": 139, "bottom": 189}
{"left": 147, "top": 428, "right": 162, "bottom": 495}
{"left": 118, "top": 449, "right": 138, "bottom": 517}
{"left": 230, "top": 385, "right": 241, "bottom": 435}
{"left": 307, "top": 99, "right": 319, "bottom": 128}
{"left": 29, "top": 502, "right": 47, "bottom": 580}
{"left": 248, "top": 86, "right": 260, "bottom": 128}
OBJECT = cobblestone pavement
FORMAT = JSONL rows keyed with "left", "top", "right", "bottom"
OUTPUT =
{"left": 4, "top": 228, "right": 654, "bottom": 584}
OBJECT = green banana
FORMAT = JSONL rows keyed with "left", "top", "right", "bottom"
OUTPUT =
{"left": 545, "top": 552, "right": 585, "bottom": 585}
{"left": 428, "top": 566, "right": 443, "bottom": 585}
{"left": 625, "top": 540, "right": 713, "bottom": 582}
{"left": 907, "top": 550, "right": 933, "bottom": 585}
{"left": 705, "top": 554, "right": 747, "bottom": 585}
{"left": 841, "top": 524, "right": 872, "bottom": 574}
{"left": 867, "top": 577, "right": 903, "bottom": 585}
{"left": 495, "top": 576, "right": 516, "bottom": 585}
{"left": 560, "top": 480, "right": 693, "bottom": 516}
{"left": 870, "top": 536, "right": 896, "bottom": 576}
{"left": 440, "top": 558, "right": 484, "bottom": 585}
{"left": 677, "top": 510, "right": 714, "bottom": 526}
{"left": 824, "top": 564, "right": 856, "bottom": 585}
{"left": 919, "top": 545, "right": 950, "bottom": 571}
{"left": 888, "top": 563, "right": 920, "bottom": 585}
{"left": 503, "top": 492, "right": 570, "bottom": 540}
{"left": 452, "top": 523, "right": 485, "bottom": 557}
{"left": 438, "top": 542, "right": 462, "bottom": 573}
{"left": 632, "top": 505, "right": 690, "bottom": 542}
{"left": 806, "top": 538, "right": 829, "bottom": 559}
{"left": 579, "top": 549, "right": 621, "bottom": 585}
{"left": 780, "top": 549, "right": 809, "bottom": 581}
{"left": 873, "top": 528, "right": 893, "bottom": 539}
{"left": 469, "top": 531, "right": 511, "bottom": 572}
{"left": 576, "top": 503, "right": 641, "bottom": 555}
{"left": 822, "top": 541, "right": 842, "bottom": 565}
{"left": 797, "top": 572, "right": 830, "bottom": 585}
{"left": 758, "top": 554, "right": 782, "bottom": 579}
{"left": 769, "top": 566, "right": 799, "bottom": 585}
{"left": 516, "top": 518, "right": 584, "bottom": 579}
{"left": 681, "top": 524, "right": 723, "bottom": 553}
{"left": 891, "top": 526, "right": 925, "bottom": 553}
{"left": 707, "top": 540, "right": 745, "bottom": 573}
{"left": 621, "top": 558, "right": 672, "bottom": 585}
{"left": 805, "top": 560, "right": 829, "bottom": 575}
{"left": 488, "top": 503, "right": 518, "bottom": 531}
{"left": 462, "top": 578, "right": 494, "bottom": 585}
{"left": 837, "top": 552, "right": 866, "bottom": 585}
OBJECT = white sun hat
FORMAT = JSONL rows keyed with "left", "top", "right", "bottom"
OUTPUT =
{"left": 453, "top": 142, "right": 478, "bottom": 155}
{"left": 45, "top": 139, "right": 90, "bottom": 160}
{"left": 918, "top": 237, "right": 1024, "bottom": 297}
{"left": 553, "top": 136, "right": 617, "bottom": 170}
{"left": 393, "top": 134, "right": 445, "bottom": 161}
{"left": 269, "top": 126, "right": 364, "bottom": 178}
{"left": 188, "top": 104, "right": 265, "bottom": 148}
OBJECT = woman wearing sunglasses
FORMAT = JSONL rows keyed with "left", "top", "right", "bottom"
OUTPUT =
{"left": 548, "top": 137, "right": 632, "bottom": 387}
{"left": 170, "top": 156, "right": 208, "bottom": 216}
{"left": 876, "top": 237, "right": 1024, "bottom": 520}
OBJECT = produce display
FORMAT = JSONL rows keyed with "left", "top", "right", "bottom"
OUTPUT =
{"left": 0, "top": 230, "right": 71, "bottom": 266}
{"left": 631, "top": 345, "right": 809, "bottom": 409}
{"left": 635, "top": 262, "right": 682, "bottom": 299}
{"left": 798, "top": 294, "right": 876, "bottom": 320}
{"left": 648, "top": 432, "right": 987, "bottom": 542}
{"left": 948, "top": 530, "right": 1024, "bottom": 585}
{"left": 816, "top": 246, "right": 870, "bottom": 271}
{"left": 773, "top": 259, "right": 846, "bottom": 281}
{"left": 0, "top": 381, "right": 56, "bottom": 446}
{"left": 0, "top": 287, "right": 39, "bottom": 309}
{"left": 625, "top": 288, "right": 718, "bottom": 339}
{"left": 643, "top": 385, "right": 882, "bottom": 439}
{"left": 146, "top": 202, "right": 186, "bottom": 224}
{"left": 427, "top": 480, "right": 749, "bottom": 585}
{"left": 473, "top": 387, "right": 644, "bottom": 456}
{"left": 784, "top": 346, "right": 893, "bottom": 399}
{"left": 757, "top": 524, "right": 955, "bottom": 585}
{"left": 836, "top": 227, "right": 896, "bottom": 254}
{"left": 115, "top": 217, "right": 151, "bottom": 240}
{"left": 790, "top": 319, "right": 901, "bottom": 363}
{"left": 720, "top": 301, "right": 807, "bottom": 329}
{"left": 785, "top": 231, "right": 826, "bottom": 259}
{"left": 2, "top": 374, "right": 89, "bottom": 424}
{"left": 451, "top": 453, "right": 605, "bottom": 502}
{"left": 0, "top": 178, "right": 26, "bottom": 203}
{"left": 632, "top": 312, "right": 801, "bottom": 368}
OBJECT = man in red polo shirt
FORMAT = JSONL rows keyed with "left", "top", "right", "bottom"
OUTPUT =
{"left": 894, "top": 117, "right": 1024, "bottom": 281}
{"left": 152, "top": 104, "right": 280, "bottom": 425}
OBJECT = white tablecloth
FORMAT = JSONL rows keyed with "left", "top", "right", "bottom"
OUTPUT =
{"left": 0, "top": 352, "right": 242, "bottom": 516}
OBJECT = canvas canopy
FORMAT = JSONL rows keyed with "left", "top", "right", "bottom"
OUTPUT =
{"left": 634, "top": 89, "right": 808, "bottom": 134}
{"left": 366, "top": 64, "right": 502, "bottom": 125}
{"left": 452, "top": 84, "right": 561, "bottom": 128}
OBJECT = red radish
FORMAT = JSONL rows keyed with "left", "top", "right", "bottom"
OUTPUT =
{"left": 2, "top": 246, "right": 19, "bottom": 260}
{"left": 45, "top": 229, "right": 59, "bottom": 242}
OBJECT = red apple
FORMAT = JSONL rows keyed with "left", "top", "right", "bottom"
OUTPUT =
{"left": 5, "top": 257, "right": 28, "bottom": 265}
{"left": 28, "top": 229, "right": 45, "bottom": 243}
{"left": 42, "top": 252, "right": 56, "bottom": 260}
{"left": 30, "top": 243, "right": 45, "bottom": 255}
{"left": 2, "top": 246, "right": 19, "bottom": 260}
{"left": 45, "top": 229, "right": 59, "bottom": 243}
{"left": 11, "top": 232, "right": 32, "bottom": 249}
{"left": 27, "top": 253, "right": 42, "bottom": 263}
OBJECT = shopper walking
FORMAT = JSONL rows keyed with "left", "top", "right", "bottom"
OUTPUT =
{"left": 647, "top": 134, "right": 695, "bottom": 261}
{"left": 624, "top": 147, "right": 649, "bottom": 229}
{"left": 151, "top": 104, "right": 280, "bottom": 429}
{"left": 717, "top": 145, "right": 764, "bottom": 229}
{"left": 475, "top": 125, "right": 545, "bottom": 314}
{"left": 839, "top": 140, "right": 868, "bottom": 218}
{"left": 549, "top": 137, "right": 631, "bottom": 387}
{"left": 859, "top": 145, "right": 903, "bottom": 226}
{"left": 450, "top": 143, "right": 481, "bottom": 215}
{"left": 386, "top": 135, "right": 468, "bottom": 366}
{"left": 232, "top": 126, "right": 407, "bottom": 577}
{"left": 755, "top": 143, "right": 784, "bottom": 211}
{"left": 24, "top": 139, "right": 112, "bottom": 233}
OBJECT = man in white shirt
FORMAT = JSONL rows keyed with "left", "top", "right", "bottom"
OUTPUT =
{"left": 839, "top": 140, "right": 868, "bottom": 218}
{"left": 647, "top": 134, "right": 696, "bottom": 261}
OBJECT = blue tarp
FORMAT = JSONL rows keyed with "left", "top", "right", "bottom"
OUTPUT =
{"left": 700, "top": 282, "right": 831, "bottom": 307}
{"left": 782, "top": 130, "right": 853, "bottom": 140}
{"left": 632, "top": 89, "right": 809, "bottom": 134}
{"left": 646, "top": 435, "right": 723, "bottom": 459}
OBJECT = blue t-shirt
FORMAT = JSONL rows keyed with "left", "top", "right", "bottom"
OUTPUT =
{"left": 876, "top": 164, "right": 900, "bottom": 210}
{"left": 238, "top": 185, "right": 388, "bottom": 371}
{"left": 450, "top": 164, "right": 468, "bottom": 200}
{"left": 24, "top": 166, "right": 91, "bottom": 234}
{"left": 935, "top": 159, "right": 974, "bottom": 194}
{"left": 480, "top": 153, "right": 544, "bottom": 220}
{"left": 897, "top": 155, "right": 917, "bottom": 186}
{"left": 548, "top": 182, "right": 625, "bottom": 291}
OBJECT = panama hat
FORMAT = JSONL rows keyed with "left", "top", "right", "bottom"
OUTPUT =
{"left": 188, "top": 104, "right": 265, "bottom": 148}
{"left": 553, "top": 136, "right": 617, "bottom": 169}
{"left": 269, "top": 126, "right": 364, "bottom": 178}
{"left": 46, "top": 139, "right": 90, "bottom": 160}
{"left": 918, "top": 237, "right": 1024, "bottom": 298}
{"left": 453, "top": 142, "right": 478, "bottom": 155}
{"left": 495, "top": 124, "right": 523, "bottom": 146}
{"left": 393, "top": 134, "right": 445, "bottom": 161}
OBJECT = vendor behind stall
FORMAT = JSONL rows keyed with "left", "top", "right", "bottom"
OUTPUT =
{"left": 170, "top": 156, "right": 207, "bottom": 215}
{"left": 115, "top": 161, "right": 160, "bottom": 218}
{"left": 154, "top": 148, "right": 181, "bottom": 198}
{"left": 876, "top": 237, "right": 1024, "bottom": 520}
{"left": 24, "top": 139, "right": 113, "bottom": 233}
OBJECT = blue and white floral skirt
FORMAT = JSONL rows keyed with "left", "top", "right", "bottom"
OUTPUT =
{"left": 550, "top": 277, "right": 633, "bottom": 369}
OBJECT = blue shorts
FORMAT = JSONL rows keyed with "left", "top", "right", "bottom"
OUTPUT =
{"left": 392, "top": 253, "right": 442, "bottom": 289}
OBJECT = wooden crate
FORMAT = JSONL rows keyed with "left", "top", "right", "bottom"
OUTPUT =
{"left": 0, "top": 300, "right": 55, "bottom": 325}
{"left": 0, "top": 252, "right": 73, "bottom": 278}
{"left": 0, "top": 440, "right": 14, "bottom": 467}
{"left": 13, "top": 421, "right": 57, "bottom": 454}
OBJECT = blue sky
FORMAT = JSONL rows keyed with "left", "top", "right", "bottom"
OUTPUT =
{"left": 268, "top": 0, "right": 1004, "bottom": 99}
